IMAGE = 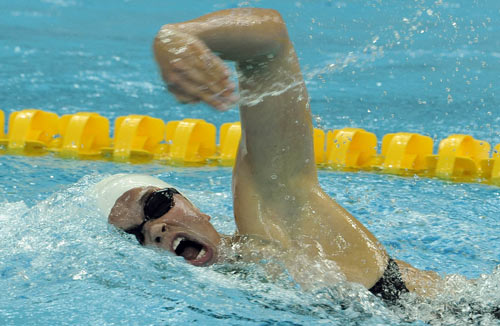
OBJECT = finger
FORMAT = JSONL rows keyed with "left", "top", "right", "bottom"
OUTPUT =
{"left": 166, "top": 66, "right": 237, "bottom": 110}
{"left": 190, "top": 69, "right": 238, "bottom": 108}
{"left": 184, "top": 67, "right": 233, "bottom": 97}
{"left": 163, "top": 70, "right": 201, "bottom": 103}
{"left": 188, "top": 44, "right": 233, "bottom": 84}
{"left": 195, "top": 51, "right": 231, "bottom": 79}
{"left": 160, "top": 50, "right": 238, "bottom": 110}
{"left": 173, "top": 77, "right": 232, "bottom": 110}
{"left": 218, "top": 81, "right": 239, "bottom": 105}
{"left": 171, "top": 54, "right": 233, "bottom": 99}
{"left": 176, "top": 94, "right": 200, "bottom": 104}
{"left": 167, "top": 42, "right": 237, "bottom": 103}
{"left": 197, "top": 58, "right": 239, "bottom": 107}
{"left": 188, "top": 41, "right": 231, "bottom": 77}
{"left": 167, "top": 85, "right": 200, "bottom": 104}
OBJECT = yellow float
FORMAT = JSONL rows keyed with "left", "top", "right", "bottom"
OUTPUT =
{"left": 1, "top": 108, "right": 499, "bottom": 187}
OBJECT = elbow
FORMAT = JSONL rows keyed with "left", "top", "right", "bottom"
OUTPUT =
{"left": 251, "top": 8, "right": 289, "bottom": 45}
{"left": 250, "top": 8, "right": 285, "bottom": 24}
{"left": 234, "top": 8, "right": 290, "bottom": 59}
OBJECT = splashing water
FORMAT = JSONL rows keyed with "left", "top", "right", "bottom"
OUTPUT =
{"left": 1, "top": 0, "right": 499, "bottom": 324}
{"left": 1, "top": 173, "right": 499, "bottom": 325}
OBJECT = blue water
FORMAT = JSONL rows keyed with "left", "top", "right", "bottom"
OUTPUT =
{"left": 1, "top": 0, "right": 499, "bottom": 325}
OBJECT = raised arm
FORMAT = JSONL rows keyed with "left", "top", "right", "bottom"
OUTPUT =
{"left": 154, "top": 8, "right": 390, "bottom": 289}
{"left": 154, "top": 9, "right": 313, "bottom": 174}
{"left": 153, "top": 8, "right": 317, "bottom": 224}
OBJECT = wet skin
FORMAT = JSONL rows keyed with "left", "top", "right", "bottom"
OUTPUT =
{"left": 108, "top": 8, "right": 451, "bottom": 295}
{"left": 109, "top": 186, "right": 221, "bottom": 266}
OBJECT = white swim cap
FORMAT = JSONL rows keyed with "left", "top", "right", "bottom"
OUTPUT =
{"left": 92, "top": 174, "right": 173, "bottom": 218}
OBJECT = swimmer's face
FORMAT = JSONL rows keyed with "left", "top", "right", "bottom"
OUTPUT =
{"left": 109, "top": 186, "right": 220, "bottom": 267}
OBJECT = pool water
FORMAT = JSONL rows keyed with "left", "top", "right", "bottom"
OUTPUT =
{"left": 1, "top": 0, "right": 499, "bottom": 325}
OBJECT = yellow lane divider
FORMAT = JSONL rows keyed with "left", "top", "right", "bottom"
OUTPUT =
{"left": 165, "top": 118, "right": 217, "bottom": 163}
{"left": 2, "top": 109, "right": 59, "bottom": 152}
{"left": 381, "top": 133, "right": 433, "bottom": 173}
{"left": 0, "top": 110, "right": 4, "bottom": 139}
{"left": 325, "top": 128, "right": 377, "bottom": 169}
{"left": 1, "top": 108, "right": 499, "bottom": 186}
{"left": 54, "top": 112, "right": 111, "bottom": 157}
{"left": 219, "top": 122, "right": 241, "bottom": 165}
{"left": 107, "top": 114, "right": 164, "bottom": 160}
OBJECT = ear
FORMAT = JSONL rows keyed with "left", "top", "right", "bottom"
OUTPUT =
{"left": 108, "top": 187, "right": 148, "bottom": 231}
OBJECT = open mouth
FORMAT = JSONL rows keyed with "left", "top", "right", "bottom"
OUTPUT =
{"left": 172, "top": 235, "right": 213, "bottom": 266}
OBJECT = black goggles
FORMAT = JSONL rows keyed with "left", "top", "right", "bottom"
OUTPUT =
{"left": 143, "top": 187, "right": 180, "bottom": 221}
{"left": 125, "top": 187, "right": 180, "bottom": 244}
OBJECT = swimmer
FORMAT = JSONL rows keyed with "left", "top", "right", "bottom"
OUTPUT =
{"left": 95, "top": 8, "right": 497, "bottom": 309}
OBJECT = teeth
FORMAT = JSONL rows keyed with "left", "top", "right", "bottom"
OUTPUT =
{"left": 172, "top": 237, "right": 184, "bottom": 251}
{"left": 196, "top": 248, "right": 206, "bottom": 260}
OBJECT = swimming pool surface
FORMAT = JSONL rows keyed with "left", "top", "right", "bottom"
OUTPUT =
{"left": 1, "top": 0, "right": 499, "bottom": 325}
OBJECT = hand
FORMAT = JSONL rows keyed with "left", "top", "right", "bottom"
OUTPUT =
{"left": 154, "top": 27, "right": 238, "bottom": 111}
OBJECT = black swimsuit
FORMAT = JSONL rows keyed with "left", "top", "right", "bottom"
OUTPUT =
{"left": 368, "top": 259, "right": 500, "bottom": 320}
{"left": 368, "top": 258, "right": 409, "bottom": 303}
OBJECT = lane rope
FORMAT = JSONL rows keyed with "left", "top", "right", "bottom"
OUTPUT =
{"left": 1, "top": 109, "right": 499, "bottom": 186}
